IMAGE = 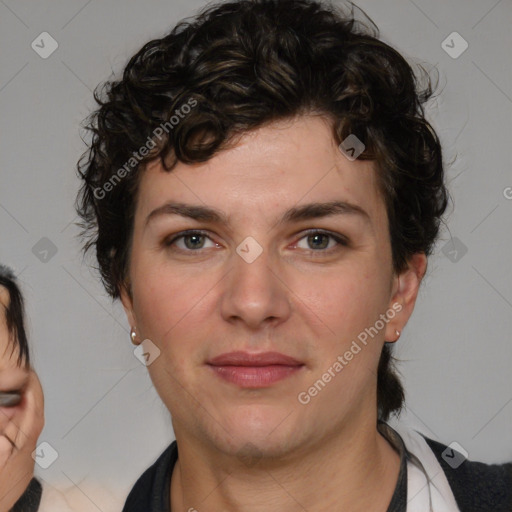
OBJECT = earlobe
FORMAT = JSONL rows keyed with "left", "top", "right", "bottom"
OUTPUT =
{"left": 385, "top": 252, "right": 427, "bottom": 342}
{"left": 130, "top": 326, "right": 141, "bottom": 346}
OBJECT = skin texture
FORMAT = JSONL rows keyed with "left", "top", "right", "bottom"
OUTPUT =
{"left": 0, "top": 286, "right": 44, "bottom": 512}
{"left": 121, "top": 115, "right": 427, "bottom": 512}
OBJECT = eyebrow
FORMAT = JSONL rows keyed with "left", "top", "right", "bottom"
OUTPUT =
{"left": 145, "top": 200, "right": 371, "bottom": 228}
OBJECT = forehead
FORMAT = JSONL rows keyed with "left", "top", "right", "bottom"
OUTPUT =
{"left": 136, "top": 115, "right": 385, "bottom": 228}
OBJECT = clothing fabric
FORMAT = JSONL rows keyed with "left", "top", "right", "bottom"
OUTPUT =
{"left": 422, "top": 436, "right": 512, "bottom": 512}
{"left": 379, "top": 422, "right": 408, "bottom": 511}
{"left": 121, "top": 424, "right": 512, "bottom": 512}
{"left": 391, "top": 424, "right": 461, "bottom": 511}
{"left": 10, "top": 477, "right": 42, "bottom": 512}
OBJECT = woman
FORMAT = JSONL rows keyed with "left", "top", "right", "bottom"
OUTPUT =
{"left": 0, "top": 265, "right": 44, "bottom": 511}
{"left": 76, "top": 0, "right": 512, "bottom": 510}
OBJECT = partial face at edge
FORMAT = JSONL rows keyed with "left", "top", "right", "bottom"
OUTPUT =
{"left": 0, "top": 287, "right": 22, "bottom": 368}
{"left": 0, "top": 285, "right": 29, "bottom": 423}
{"left": 121, "top": 115, "right": 425, "bottom": 459}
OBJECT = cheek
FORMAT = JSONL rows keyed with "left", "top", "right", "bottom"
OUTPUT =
{"left": 131, "top": 262, "right": 216, "bottom": 355}
{"left": 292, "top": 262, "right": 387, "bottom": 342}
{"left": 294, "top": 270, "right": 387, "bottom": 404}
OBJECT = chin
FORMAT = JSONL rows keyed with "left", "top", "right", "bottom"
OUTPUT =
{"left": 209, "top": 406, "right": 300, "bottom": 454}
{"left": 211, "top": 434, "right": 294, "bottom": 465}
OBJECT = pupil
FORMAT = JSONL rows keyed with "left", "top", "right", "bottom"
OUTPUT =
{"left": 309, "top": 234, "right": 327, "bottom": 249}
{"left": 185, "top": 235, "right": 203, "bottom": 249}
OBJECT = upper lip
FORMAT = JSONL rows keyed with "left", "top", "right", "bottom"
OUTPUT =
{"left": 207, "top": 351, "right": 303, "bottom": 367}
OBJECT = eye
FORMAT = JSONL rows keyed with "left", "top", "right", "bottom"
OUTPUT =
{"left": 294, "top": 230, "right": 348, "bottom": 253}
{"left": 164, "top": 230, "right": 219, "bottom": 252}
{"left": 163, "top": 229, "right": 348, "bottom": 255}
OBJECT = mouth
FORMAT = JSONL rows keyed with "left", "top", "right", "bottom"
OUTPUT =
{"left": 206, "top": 351, "right": 305, "bottom": 388}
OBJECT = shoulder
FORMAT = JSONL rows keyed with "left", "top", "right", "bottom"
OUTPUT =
{"left": 423, "top": 436, "right": 512, "bottom": 512}
{"left": 122, "top": 441, "right": 178, "bottom": 512}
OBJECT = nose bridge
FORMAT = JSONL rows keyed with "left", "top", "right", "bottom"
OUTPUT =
{"left": 220, "top": 235, "right": 290, "bottom": 328}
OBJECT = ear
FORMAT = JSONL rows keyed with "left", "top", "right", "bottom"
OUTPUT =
{"left": 384, "top": 252, "right": 427, "bottom": 343}
{"left": 119, "top": 282, "right": 137, "bottom": 329}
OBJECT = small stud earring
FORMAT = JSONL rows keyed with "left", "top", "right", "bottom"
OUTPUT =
{"left": 395, "top": 329, "right": 401, "bottom": 339}
{"left": 130, "top": 327, "right": 139, "bottom": 345}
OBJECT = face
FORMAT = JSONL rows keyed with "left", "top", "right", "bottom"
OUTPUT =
{"left": 0, "top": 287, "right": 21, "bottom": 367}
{"left": 0, "top": 286, "right": 27, "bottom": 421}
{"left": 121, "top": 115, "right": 425, "bottom": 459}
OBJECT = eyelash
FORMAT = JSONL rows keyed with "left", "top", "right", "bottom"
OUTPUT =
{"left": 163, "top": 229, "right": 348, "bottom": 255}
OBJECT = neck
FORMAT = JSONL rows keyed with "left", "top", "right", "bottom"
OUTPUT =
{"left": 170, "top": 419, "right": 401, "bottom": 512}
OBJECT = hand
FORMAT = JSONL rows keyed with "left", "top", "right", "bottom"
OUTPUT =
{"left": 0, "top": 367, "right": 44, "bottom": 511}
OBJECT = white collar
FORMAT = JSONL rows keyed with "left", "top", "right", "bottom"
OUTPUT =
{"left": 390, "top": 424, "right": 461, "bottom": 512}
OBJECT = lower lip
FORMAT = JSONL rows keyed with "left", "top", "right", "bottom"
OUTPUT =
{"left": 208, "top": 365, "right": 303, "bottom": 388}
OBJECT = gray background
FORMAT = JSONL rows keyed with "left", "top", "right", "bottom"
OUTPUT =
{"left": 1, "top": 0, "right": 511, "bottom": 506}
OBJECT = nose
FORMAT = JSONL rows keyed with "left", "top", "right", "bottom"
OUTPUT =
{"left": 220, "top": 241, "right": 292, "bottom": 331}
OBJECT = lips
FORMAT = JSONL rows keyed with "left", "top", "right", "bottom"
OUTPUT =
{"left": 207, "top": 351, "right": 303, "bottom": 367}
{"left": 207, "top": 351, "right": 304, "bottom": 388}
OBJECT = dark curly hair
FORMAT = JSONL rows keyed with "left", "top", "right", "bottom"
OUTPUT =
{"left": 0, "top": 264, "right": 30, "bottom": 367}
{"left": 76, "top": 0, "right": 450, "bottom": 421}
